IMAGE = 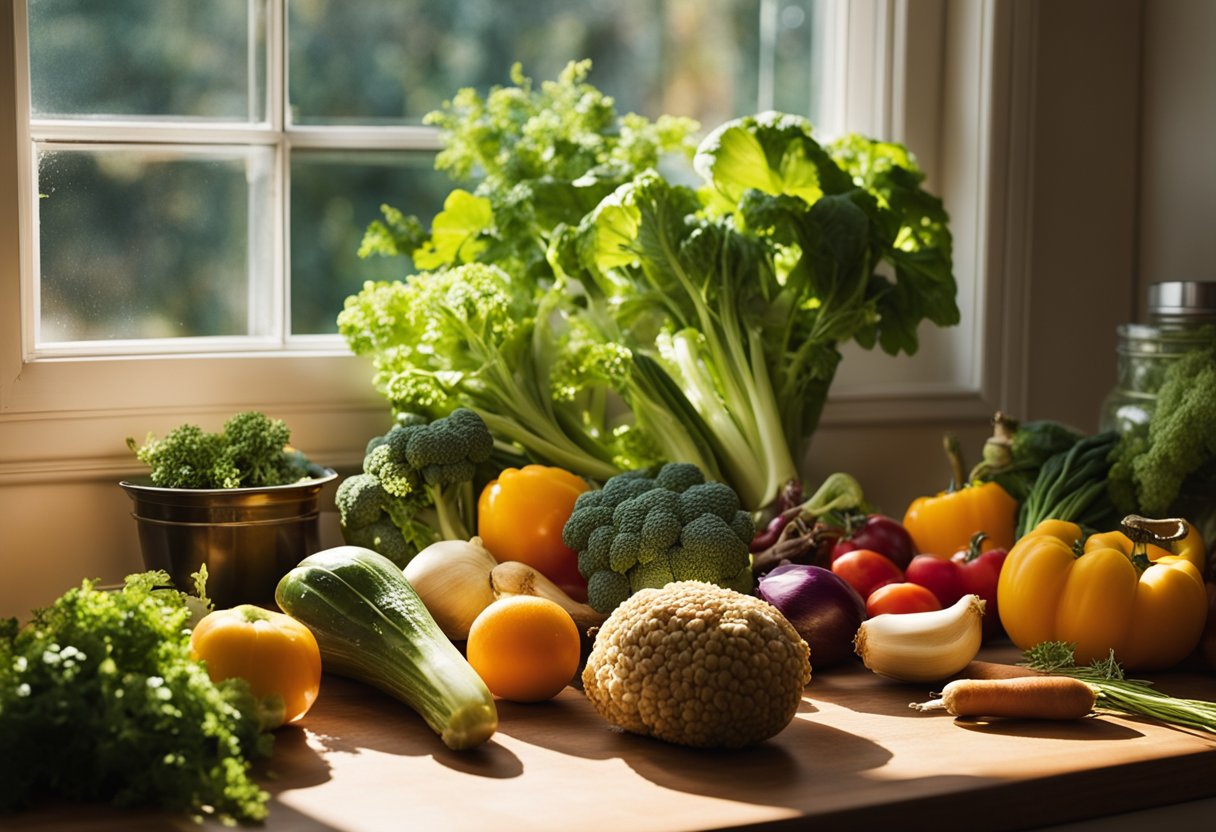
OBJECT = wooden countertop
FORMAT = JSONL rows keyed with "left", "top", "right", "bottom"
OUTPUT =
{"left": 9, "top": 645, "right": 1216, "bottom": 832}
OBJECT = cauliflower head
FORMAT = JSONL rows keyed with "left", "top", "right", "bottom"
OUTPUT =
{"left": 581, "top": 580, "right": 811, "bottom": 749}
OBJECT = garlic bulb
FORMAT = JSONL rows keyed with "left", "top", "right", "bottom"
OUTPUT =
{"left": 489, "top": 560, "right": 607, "bottom": 636}
{"left": 854, "top": 594, "right": 985, "bottom": 683}
{"left": 404, "top": 537, "right": 498, "bottom": 640}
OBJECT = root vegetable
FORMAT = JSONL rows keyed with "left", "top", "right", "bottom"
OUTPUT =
{"left": 910, "top": 676, "right": 1096, "bottom": 720}
{"left": 954, "top": 660, "right": 1043, "bottom": 680}
{"left": 489, "top": 560, "right": 607, "bottom": 636}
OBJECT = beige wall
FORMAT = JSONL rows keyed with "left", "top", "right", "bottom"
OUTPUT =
{"left": 1138, "top": 0, "right": 1216, "bottom": 304}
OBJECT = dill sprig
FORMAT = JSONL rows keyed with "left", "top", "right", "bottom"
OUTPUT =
{"left": 1022, "top": 641, "right": 1216, "bottom": 734}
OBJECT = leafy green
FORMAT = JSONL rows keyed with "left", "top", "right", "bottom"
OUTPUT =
{"left": 343, "top": 63, "right": 957, "bottom": 514}
{"left": 0, "top": 572, "right": 273, "bottom": 823}
{"left": 565, "top": 114, "right": 957, "bottom": 509}
{"left": 343, "top": 60, "right": 698, "bottom": 481}
{"left": 1016, "top": 431, "right": 1121, "bottom": 537}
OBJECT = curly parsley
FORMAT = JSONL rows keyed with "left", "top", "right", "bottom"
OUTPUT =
{"left": 0, "top": 571, "right": 273, "bottom": 824}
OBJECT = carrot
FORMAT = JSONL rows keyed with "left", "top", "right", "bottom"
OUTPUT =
{"left": 953, "top": 660, "right": 1042, "bottom": 680}
{"left": 909, "top": 676, "right": 1097, "bottom": 720}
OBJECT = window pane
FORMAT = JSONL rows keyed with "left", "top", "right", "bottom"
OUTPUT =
{"left": 289, "top": 151, "right": 451, "bottom": 335}
{"left": 288, "top": 0, "right": 823, "bottom": 128}
{"left": 28, "top": 0, "right": 266, "bottom": 121}
{"left": 37, "top": 147, "right": 274, "bottom": 343}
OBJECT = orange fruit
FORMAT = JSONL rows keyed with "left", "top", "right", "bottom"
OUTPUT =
{"left": 466, "top": 596, "right": 581, "bottom": 703}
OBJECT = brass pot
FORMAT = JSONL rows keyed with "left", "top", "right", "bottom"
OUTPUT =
{"left": 120, "top": 469, "right": 338, "bottom": 607}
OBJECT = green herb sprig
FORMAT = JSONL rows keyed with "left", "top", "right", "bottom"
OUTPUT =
{"left": 1022, "top": 641, "right": 1216, "bottom": 734}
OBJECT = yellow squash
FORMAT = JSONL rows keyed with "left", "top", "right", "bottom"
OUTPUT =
{"left": 997, "top": 519, "right": 1207, "bottom": 670}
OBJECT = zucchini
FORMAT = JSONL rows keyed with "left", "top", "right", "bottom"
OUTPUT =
{"left": 275, "top": 545, "right": 497, "bottom": 750}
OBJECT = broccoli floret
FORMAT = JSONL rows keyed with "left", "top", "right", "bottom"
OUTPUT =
{"left": 404, "top": 407, "right": 495, "bottom": 485}
{"left": 335, "top": 409, "right": 494, "bottom": 564}
{"left": 334, "top": 473, "right": 436, "bottom": 567}
{"left": 221, "top": 411, "right": 310, "bottom": 487}
{"left": 127, "top": 412, "right": 312, "bottom": 489}
{"left": 365, "top": 434, "right": 422, "bottom": 496}
{"left": 653, "top": 462, "right": 705, "bottom": 493}
{"left": 562, "top": 462, "right": 757, "bottom": 613}
{"left": 1108, "top": 346, "right": 1216, "bottom": 516}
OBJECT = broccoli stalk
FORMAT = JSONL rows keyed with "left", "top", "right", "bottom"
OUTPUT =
{"left": 335, "top": 409, "right": 494, "bottom": 566}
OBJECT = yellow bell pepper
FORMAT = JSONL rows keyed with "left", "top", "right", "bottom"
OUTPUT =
{"left": 997, "top": 519, "right": 1207, "bottom": 670}
{"left": 191, "top": 604, "right": 323, "bottom": 726}
{"left": 902, "top": 434, "right": 1018, "bottom": 556}
{"left": 903, "top": 480, "right": 1017, "bottom": 556}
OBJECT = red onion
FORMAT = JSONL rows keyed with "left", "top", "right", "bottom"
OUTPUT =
{"left": 757, "top": 564, "right": 866, "bottom": 668}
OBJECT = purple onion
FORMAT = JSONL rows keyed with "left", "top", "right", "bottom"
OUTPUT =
{"left": 757, "top": 564, "right": 866, "bottom": 668}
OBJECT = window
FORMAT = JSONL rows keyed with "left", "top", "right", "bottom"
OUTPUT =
{"left": 22, "top": 0, "right": 830, "bottom": 353}
{"left": 3, "top": 0, "right": 1003, "bottom": 485}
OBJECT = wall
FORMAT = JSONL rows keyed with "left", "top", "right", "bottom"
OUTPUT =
{"left": 1138, "top": 0, "right": 1216, "bottom": 303}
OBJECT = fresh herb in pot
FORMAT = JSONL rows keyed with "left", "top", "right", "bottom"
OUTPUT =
{"left": 127, "top": 410, "right": 315, "bottom": 489}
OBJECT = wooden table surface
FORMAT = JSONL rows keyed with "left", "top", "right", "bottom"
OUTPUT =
{"left": 8, "top": 645, "right": 1216, "bottom": 832}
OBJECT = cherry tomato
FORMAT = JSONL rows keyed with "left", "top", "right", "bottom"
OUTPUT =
{"left": 865, "top": 582, "right": 942, "bottom": 617}
{"left": 904, "top": 554, "right": 969, "bottom": 608}
{"left": 831, "top": 548, "right": 904, "bottom": 599}
{"left": 829, "top": 514, "right": 918, "bottom": 569}
{"left": 478, "top": 465, "right": 590, "bottom": 601}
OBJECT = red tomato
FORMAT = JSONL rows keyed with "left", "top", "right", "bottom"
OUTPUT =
{"left": 478, "top": 465, "right": 590, "bottom": 601}
{"left": 904, "top": 554, "right": 969, "bottom": 608}
{"left": 951, "top": 541, "right": 1008, "bottom": 637}
{"left": 829, "top": 514, "right": 918, "bottom": 569}
{"left": 865, "top": 582, "right": 942, "bottom": 617}
{"left": 831, "top": 548, "right": 904, "bottom": 600}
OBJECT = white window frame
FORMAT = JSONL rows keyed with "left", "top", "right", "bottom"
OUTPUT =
{"left": 0, "top": 0, "right": 1021, "bottom": 486}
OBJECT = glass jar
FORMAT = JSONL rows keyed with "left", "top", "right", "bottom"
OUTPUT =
{"left": 1098, "top": 281, "right": 1216, "bottom": 434}
{"left": 1099, "top": 281, "right": 1216, "bottom": 565}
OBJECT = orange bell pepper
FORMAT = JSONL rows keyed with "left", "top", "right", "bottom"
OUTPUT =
{"left": 997, "top": 519, "right": 1207, "bottom": 670}
{"left": 478, "top": 464, "right": 591, "bottom": 600}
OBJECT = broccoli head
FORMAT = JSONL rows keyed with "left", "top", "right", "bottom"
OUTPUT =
{"left": 334, "top": 473, "right": 434, "bottom": 567}
{"left": 336, "top": 408, "right": 494, "bottom": 565}
{"left": 1108, "top": 346, "right": 1216, "bottom": 517}
{"left": 562, "top": 462, "right": 755, "bottom": 613}
{"left": 221, "top": 411, "right": 311, "bottom": 487}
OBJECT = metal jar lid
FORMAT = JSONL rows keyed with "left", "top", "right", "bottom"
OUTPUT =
{"left": 1148, "top": 280, "right": 1216, "bottom": 320}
